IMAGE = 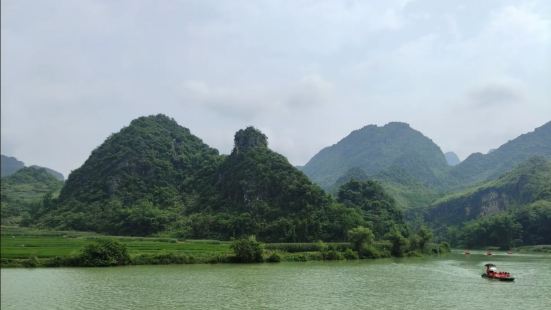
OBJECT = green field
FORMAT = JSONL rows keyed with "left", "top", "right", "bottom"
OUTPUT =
{"left": 1, "top": 226, "right": 232, "bottom": 263}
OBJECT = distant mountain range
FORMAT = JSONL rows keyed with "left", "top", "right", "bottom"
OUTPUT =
{"left": 302, "top": 121, "right": 550, "bottom": 194}
{"left": 1, "top": 154, "right": 64, "bottom": 181}
{"left": 449, "top": 121, "right": 551, "bottom": 186}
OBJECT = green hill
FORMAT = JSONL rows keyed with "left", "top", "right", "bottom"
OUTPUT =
{"left": 301, "top": 122, "right": 451, "bottom": 191}
{"left": 450, "top": 121, "right": 551, "bottom": 186}
{"left": 1, "top": 167, "right": 64, "bottom": 223}
{"left": 31, "top": 114, "right": 221, "bottom": 235}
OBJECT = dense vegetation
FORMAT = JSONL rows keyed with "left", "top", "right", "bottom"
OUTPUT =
{"left": 28, "top": 115, "right": 221, "bottom": 236}
{"left": 428, "top": 157, "right": 551, "bottom": 226}
{"left": 1, "top": 167, "right": 64, "bottom": 224}
{"left": 430, "top": 158, "right": 551, "bottom": 248}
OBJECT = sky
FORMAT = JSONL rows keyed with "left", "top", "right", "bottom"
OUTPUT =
{"left": 2, "top": 0, "right": 550, "bottom": 177}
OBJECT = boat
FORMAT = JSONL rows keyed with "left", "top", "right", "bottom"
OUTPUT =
{"left": 485, "top": 250, "right": 493, "bottom": 256}
{"left": 507, "top": 250, "right": 513, "bottom": 255}
{"left": 481, "top": 264, "right": 515, "bottom": 282}
{"left": 464, "top": 249, "right": 470, "bottom": 255}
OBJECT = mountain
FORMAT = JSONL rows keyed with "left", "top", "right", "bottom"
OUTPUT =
{"left": 32, "top": 114, "right": 221, "bottom": 235}
{"left": 450, "top": 121, "right": 551, "bottom": 186}
{"left": 31, "top": 115, "right": 364, "bottom": 241}
{"left": 427, "top": 157, "right": 551, "bottom": 228}
{"left": 301, "top": 122, "right": 450, "bottom": 190}
{"left": 1, "top": 167, "right": 64, "bottom": 223}
{"left": 444, "top": 152, "right": 460, "bottom": 166}
{"left": 1, "top": 155, "right": 25, "bottom": 177}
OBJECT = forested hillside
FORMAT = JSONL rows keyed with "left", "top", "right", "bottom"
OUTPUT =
{"left": 301, "top": 122, "right": 450, "bottom": 190}
{"left": 427, "top": 157, "right": 551, "bottom": 248}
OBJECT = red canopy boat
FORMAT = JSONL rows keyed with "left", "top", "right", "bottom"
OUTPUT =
{"left": 481, "top": 264, "right": 515, "bottom": 282}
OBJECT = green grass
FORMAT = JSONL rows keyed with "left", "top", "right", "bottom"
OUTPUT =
{"left": 1, "top": 226, "right": 232, "bottom": 261}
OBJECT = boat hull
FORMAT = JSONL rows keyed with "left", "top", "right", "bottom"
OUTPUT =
{"left": 481, "top": 274, "right": 515, "bottom": 282}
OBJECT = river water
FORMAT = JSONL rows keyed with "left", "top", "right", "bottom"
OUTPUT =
{"left": 2, "top": 251, "right": 550, "bottom": 309}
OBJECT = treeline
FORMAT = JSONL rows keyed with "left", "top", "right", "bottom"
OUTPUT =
{"left": 7, "top": 227, "right": 450, "bottom": 268}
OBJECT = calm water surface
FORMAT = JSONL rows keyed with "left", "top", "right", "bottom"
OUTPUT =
{"left": 2, "top": 251, "right": 551, "bottom": 309}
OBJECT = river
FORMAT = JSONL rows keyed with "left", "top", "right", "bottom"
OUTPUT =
{"left": 2, "top": 251, "right": 550, "bottom": 309}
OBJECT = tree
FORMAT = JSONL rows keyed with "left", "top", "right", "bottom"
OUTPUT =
{"left": 348, "top": 226, "right": 375, "bottom": 252}
{"left": 230, "top": 236, "right": 264, "bottom": 263}
{"left": 79, "top": 239, "right": 130, "bottom": 266}
{"left": 386, "top": 229, "right": 409, "bottom": 257}
{"left": 417, "top": 226, "right": 433, "bottom": 250}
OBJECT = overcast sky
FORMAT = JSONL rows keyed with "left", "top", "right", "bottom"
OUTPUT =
{"left": 2, "top": 0, "right": 550, "bottom": 177}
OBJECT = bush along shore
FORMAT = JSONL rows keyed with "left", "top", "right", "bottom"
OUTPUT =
{"left": 1, "top": 226, "right": 450, "bottom": 268}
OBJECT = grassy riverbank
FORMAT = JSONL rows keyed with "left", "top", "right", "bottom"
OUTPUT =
{"left": 1, "top": 226, "right": 448, "bottom": 267}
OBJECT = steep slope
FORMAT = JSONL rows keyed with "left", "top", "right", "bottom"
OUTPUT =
{"left": 1, "top": 155, "right": 25, "bottom": 177}
{"left": 450, "top": 121, "right": 551, "bottom": 186}
{"left": 302, "top": 122, "right": 450, "bottom": 190}
{"left": 1, "top": 167, "right": 63, "bottom": 222}
{"left": 444, "top": 152, "right": 460, "bottom": 166}
{"left": 427, "top": 157, "right": 551, "bottom": 227}
{"left": 184, "top": 127, "right": 334, "bottom": 242}
{"left": 33, "top": 114, "right": 221, "bottom": 235}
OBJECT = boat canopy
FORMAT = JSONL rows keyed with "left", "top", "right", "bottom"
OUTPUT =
{"left": 484, "top": 263, "right": 496, "bottom": 267}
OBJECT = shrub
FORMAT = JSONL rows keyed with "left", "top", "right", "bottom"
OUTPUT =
{"left": 358, "top": 245, "right": 381, "bottom": 258}
{"left": 343, "top": 248, "right": 359, "bottom": 260}
{"left": 78, "top": 239, "right": 130, "bottom": 267}
{"left": 231, "top": 236, "right": 264, "bottom": 263}
{"left": 286, "top": 254, "right": 307, "bottom": 262}
{"left": 385, "top": 229, "right": 409, "bottom": 257}
{"left": 348, "top": 226, "right": 375, "bottom": 252}
{"left": 322, "top": 249, "right": 344, "bottom": 261}
{"left": 439, "top": 242, "right": 450, "bottom": 253}
{"left": 266, "top": 252, "right": 282, "bottom": 263}
{"left": 22, "top": 256, "right": 40, "bottom": 268}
